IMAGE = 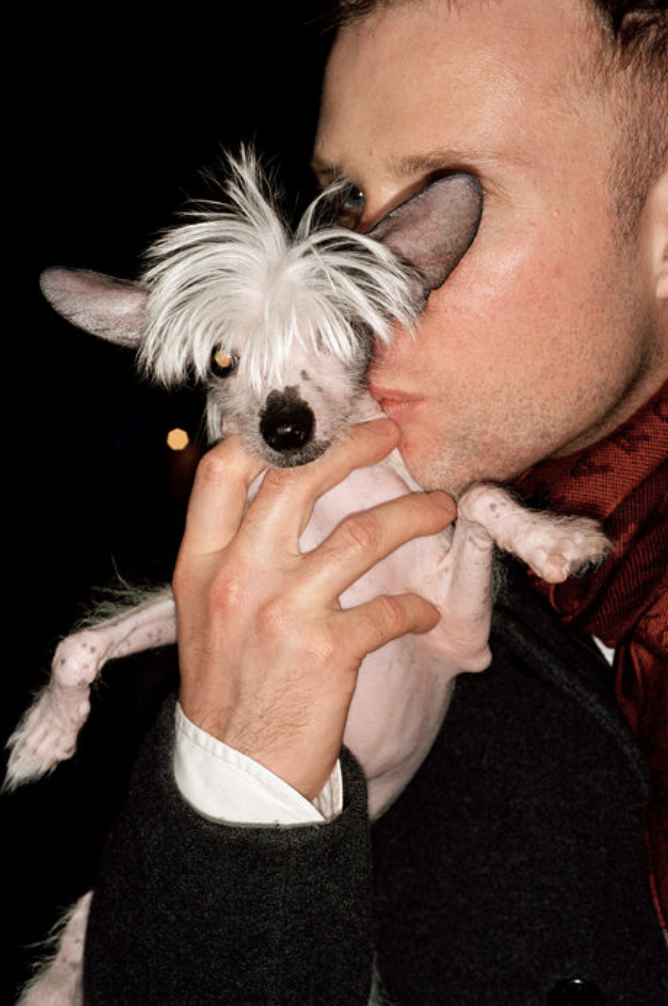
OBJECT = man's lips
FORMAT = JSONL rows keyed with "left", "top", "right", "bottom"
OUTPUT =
{"left": 369, "top": 383, "right": 424, "bottom": 419}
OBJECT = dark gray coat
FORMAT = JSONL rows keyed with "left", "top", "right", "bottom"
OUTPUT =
{"left": 84, "top": 572, "right": 668, "bottom": 1005}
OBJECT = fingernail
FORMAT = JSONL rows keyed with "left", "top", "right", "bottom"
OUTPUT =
{"left": 364, "top": 417, "right": 397, "bottom": 435}
{"left": 428, "top": 491, "right": 456, "bottom": 513}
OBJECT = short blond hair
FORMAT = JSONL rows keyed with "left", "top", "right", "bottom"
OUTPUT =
{"left": 321, "top": 0, "right": 667, "bottom": 238}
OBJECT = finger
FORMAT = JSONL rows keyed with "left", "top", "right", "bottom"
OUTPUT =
{"left": 339, "top": 591, "right": 442, "bottom": 662}
{"left": 240, "top": 418, "right": 401, "bottom": 548}
{"left": 303, "top": 489, "right": 455, "bottom": 603}
{"left": 180, "top": 436, "right": 266, "bottom": 556}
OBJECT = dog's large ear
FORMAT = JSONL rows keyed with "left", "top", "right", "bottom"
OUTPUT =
{"left": 40, "top": 267, "right": 147, "bottom": 346}
{"left": 368, "top": 173, "right": 482, "bottom": 311}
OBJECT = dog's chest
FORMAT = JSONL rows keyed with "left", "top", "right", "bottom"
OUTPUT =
{"left": 300, "top": 460, "right": 452, "bottom": 604}
{"left": 299, "top": 460, "right": 457, "bottom": 817}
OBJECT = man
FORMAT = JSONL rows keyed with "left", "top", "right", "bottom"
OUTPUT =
{"left": 83, "top": 1, "right": 667, "bottom": 1002}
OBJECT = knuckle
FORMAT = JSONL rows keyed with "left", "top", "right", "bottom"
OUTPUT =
{"left": 195, "top": 449, "right": 231, "bottom": 488}
{"left": 255, "top": 595, "right": 297, "bottom": 641}
{"left": 207, "top": 570, "right": 248, "bottom": 618}
{"left": 373, "top": 594, "right": 408, "bottom": 635}
{"left": 255, "top": 598, "right": 338, "bottom": 668}
{"left": 195, "top": 438, "right": 256, "bottom": 489}
{"left": 314, "top": 620, "right": 343, "bottom": 661}
{"left": 340, "top": 512, "right": 384, "bottom": 554}
{"left": 302, "top": 628, "right": 339, "bottom": 669}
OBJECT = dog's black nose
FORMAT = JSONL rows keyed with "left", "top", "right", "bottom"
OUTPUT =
{"left": 260, "top": 389, "right": 315, "bottom": 454}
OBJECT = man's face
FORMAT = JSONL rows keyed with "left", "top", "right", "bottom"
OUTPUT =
{"left": 314, "top": 0, "right": 666, "bottom": 494}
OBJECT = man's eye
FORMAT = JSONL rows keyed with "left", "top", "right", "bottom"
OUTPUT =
{"left": 343, "top": 184, "right": 365, "bottom": 208}
{"left": 337, "top": 183, "right": 366, "bottom": 229}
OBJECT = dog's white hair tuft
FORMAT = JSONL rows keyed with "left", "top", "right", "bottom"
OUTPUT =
{"left": 139, "top": 149, "right": 418, "bottom": 391}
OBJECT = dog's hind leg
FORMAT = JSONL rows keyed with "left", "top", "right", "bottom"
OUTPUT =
{"left": 16, "top": 892, "right": 91, "bottom": 1006}
{"left": 5, "top": 588, "right": 177, "bottom": 788}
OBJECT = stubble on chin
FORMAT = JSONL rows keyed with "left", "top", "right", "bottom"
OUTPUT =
{"left": 399, "top": 436, "right": 482, "bottom": 500}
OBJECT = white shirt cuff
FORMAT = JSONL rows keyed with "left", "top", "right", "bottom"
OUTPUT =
{"left": 173, "top": 702, "right": 343, "bottom": 826}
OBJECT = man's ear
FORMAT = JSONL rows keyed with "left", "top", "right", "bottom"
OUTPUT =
{"left": 40, "top": 267, "right": 147, "bottom": 345}
{"left": 368, "top": 173, "right": 483, "bottom": 311}
{"left": 646, "top": 170, "right": 668, "bottom": 301}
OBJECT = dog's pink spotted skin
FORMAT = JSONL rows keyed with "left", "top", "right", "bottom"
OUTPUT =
{"left": 7, "top": 451, "right": 609, "bottom": 1006}
{"left": 5, "top": 592, "right": 176, "bottom": 788}
{"left": 15, "top": 892, "right": 91, "bottom": 1006}
{"left": 8, "top": 154, "right": 611, "bottom": 1004}
{"left": 6, "top": 431, "right": 609, "bottom": 820}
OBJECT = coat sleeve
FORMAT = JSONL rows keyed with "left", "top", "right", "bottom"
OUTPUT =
{"left": 83, "top": 698, "right": 375, "bottom": 1006}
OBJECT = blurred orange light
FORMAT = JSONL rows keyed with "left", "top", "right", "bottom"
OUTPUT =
{"left": 167, "top": 428, "right": 190, "bottom": 451}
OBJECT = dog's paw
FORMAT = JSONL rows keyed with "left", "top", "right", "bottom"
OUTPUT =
{"left": 4, "top": 684, "right": 90, "bottom": 789}
{"left": 519, "top": 517, "right": 611, "bottom": 583}
{"left": 4, "top": 629, "right": 110, "bottom": 788}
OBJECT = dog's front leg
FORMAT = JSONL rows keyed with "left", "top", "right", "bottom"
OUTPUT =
{"left": 426, "top": 515, "right": 497, "bottom": 672}
{"left": 457, "top": 483, "right": 611, "bottom": 582}
{"left": 428, "top": 484, "right": 610, "bottom": 671}
{"left": 5, "top": 588, "right": 176, "bottom": 787}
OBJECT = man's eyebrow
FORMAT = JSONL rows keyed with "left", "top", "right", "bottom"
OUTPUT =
{"left": 310, "top": 149, "right": 474, "bottom": 183}
{"left": 390, "top": 145, "right": 535, "bottom": 175}
{"left": 390, "top": 147, "right": 479, "bottom": 176}
{"left": 311, "top": 144, "right": 534, "bottom": 187}
{"left": 310, "top": 155, "right": 343, "bottom": 187}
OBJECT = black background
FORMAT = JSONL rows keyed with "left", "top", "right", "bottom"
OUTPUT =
{"left": 4, "top": 7, "right": 334, "bottom": 999}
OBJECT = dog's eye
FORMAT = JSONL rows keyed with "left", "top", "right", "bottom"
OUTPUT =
{"left": 210, "top": 349, "right": 239, "bottom": 379}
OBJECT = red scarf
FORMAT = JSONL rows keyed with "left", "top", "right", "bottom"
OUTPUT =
{"left": 512, "top": 379, "right": 668, "bottom": 928}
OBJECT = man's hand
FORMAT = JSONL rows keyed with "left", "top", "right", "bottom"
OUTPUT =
{"left": 174, "top": 418, "right": 456, "bottom": 800}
